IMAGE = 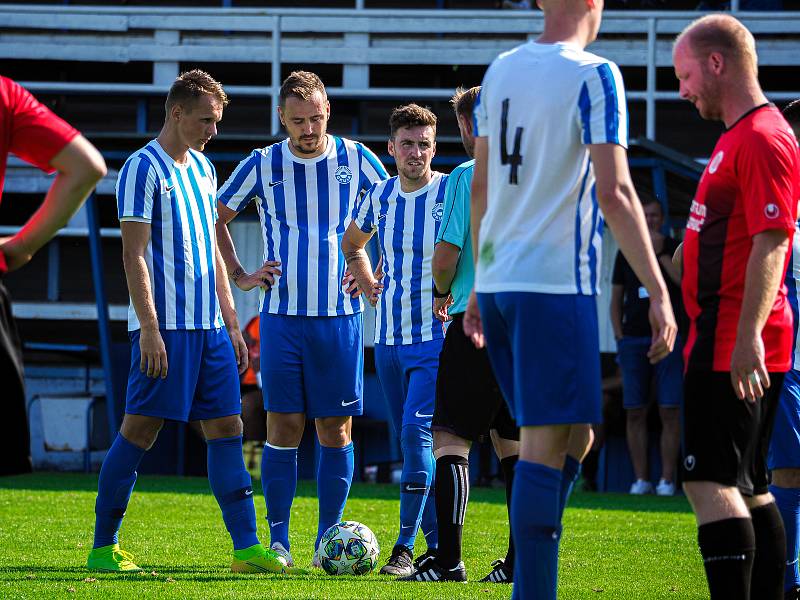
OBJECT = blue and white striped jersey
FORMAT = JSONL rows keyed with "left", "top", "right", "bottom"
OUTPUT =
{"left": 116, "top": 139, "right": 224, "bottom": 332}
{"left": 353, "top": 172, "right": 448, "bottom": 346}
{"left": 786, "top": 222, "right": 800, "bottom": 370}
{"left": 474, "top": 41, "right": 628, "bottom": 296}
{"left": 218, "top": 135, "right": 387, "bottom": 316}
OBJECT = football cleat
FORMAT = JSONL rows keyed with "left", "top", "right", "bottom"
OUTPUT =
{"left": 629, "top": 479, "right": 654, "bottom": 495}
{"left": 398, "top": 557, "right": 467, "bottom": 583}
{"left": 379, "top": 544, "right": 413, "bottom": 577}
{"left": 231, "top": 543, "right": 307, "bottom": 574}
{"left": 479, "top": 558, "right": 513, "bottom": 583}
{"left": 270, "top": 541, "right": 294, "bottom": 567}
{"left": 86, "top": 544, "right": 142, "bottom": 573}
{"left": 413, "top": 548, "right": 437, "bottom": 570}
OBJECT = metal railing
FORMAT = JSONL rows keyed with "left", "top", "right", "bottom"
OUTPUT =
{"left": 2, "top": 5, "right": 800, "bottom": 140}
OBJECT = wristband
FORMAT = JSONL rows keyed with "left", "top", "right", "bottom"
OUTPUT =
{"left": 433, "top": 286, "right": 450, "bottom": 299}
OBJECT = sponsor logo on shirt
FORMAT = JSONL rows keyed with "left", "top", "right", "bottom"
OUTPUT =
{"left": 765, "top": 203, "right": 780, "bottom": 219}
{"left": 335, "top": 165, "right": 353, "bottom": 184}
{"left": 686, "top": 199, "right": 707, "bottom": 233}
{"left": 708, "top": 151, "right": 724, "bottom": 174}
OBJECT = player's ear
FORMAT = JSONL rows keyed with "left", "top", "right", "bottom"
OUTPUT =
{"left": 277, "top": 105, "right": 285, "bottom": 127}
{"left": 171, "top": 103, "right": 183, "bottom": 122}
{"left": 388, "top": 139, "right": 395, "bottom": 157}
{"left": 325, "top": 100, "right": 331, "bottom": 118}
{"left": 708, "top": 51, "right": 724, "bottom": 75}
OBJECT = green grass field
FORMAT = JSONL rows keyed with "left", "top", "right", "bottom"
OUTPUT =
{"left": 0, "top": 474, "right": 707, "bottom": 599}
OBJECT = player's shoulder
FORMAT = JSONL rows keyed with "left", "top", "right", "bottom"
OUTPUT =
{"left": 737, "top": 106, "right": 798, "bottom": 153}
{"left": 370, "top": 174, "right": 397, "bottom": 194}
{"left": 448, "top": 160, "right": 475, "bottom": 189}
{"left": 121, "top": 141, "right": 161, "bottom": 177}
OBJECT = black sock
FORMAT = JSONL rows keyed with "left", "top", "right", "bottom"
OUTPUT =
{"left": 750, "top": 502, "right": 786, "bottom": 600}
{"left": 500, "top": 455, "right": 518, "bottom": 569}
{"left": 697, "top": 517, "right": 755, "bottom": 600}
{"left": 434, "top": 454, "right": 469, "bottom": 569}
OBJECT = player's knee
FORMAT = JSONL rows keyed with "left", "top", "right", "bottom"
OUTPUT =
{"left": 316, "top": 417, "right": 351, "bottom": 447}
{"left": 120, "top": 416, "right": 164, "bottom": 450}
{"left": 401, "top": 424, "right": 433, "bottom": 452}
{"left": 202, "top": 415, "right": 243, "bottom": 440}
{"left": 626, "top": 407, "right": 647, "bottom": 425}
{"left": 267, "top": 412, "right": 305, "bottom": 447}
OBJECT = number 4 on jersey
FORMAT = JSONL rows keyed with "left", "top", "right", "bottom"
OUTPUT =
{"left": 500, "top": 98, "right": 523, "bottom": 185}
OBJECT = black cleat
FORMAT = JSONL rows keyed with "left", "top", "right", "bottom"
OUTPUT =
{"left": 479, "top": 558, "right": 513, "bottom": 583}
{"left": 379, "top": 545, "right": 414, "bottom": 577}
{"left": 413, "top": 548, "right": 437, "bottom": 570}
{"left": 398, "top": 557, "right": 467, "bottom": 582}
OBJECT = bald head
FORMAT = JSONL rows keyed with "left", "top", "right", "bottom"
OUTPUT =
{"left": 675, "top": 14, "right": 758, "bottom": 76}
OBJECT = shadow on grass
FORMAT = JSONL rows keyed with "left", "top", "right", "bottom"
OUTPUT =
{"left": 0, "top": 474, "right": 694, "bottom": 514}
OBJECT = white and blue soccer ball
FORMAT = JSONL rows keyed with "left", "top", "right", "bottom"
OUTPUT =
{"left": 318, "top": 521, "right": 380, "bottom": 576}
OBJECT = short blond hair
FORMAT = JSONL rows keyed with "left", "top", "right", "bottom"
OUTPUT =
{"left": 676, "top": 14, "right": 758, "bottom": 74}
{"left": 389, "top": 104, "right": 437, "bottom": 139}
{"left": 279, "top": 71, "right": 327, "bottom": 107}
{"left": 165, "top": 69, "right": 228, "bottom": 113}
{"left": 450, "top": 86, "right": 480, "bottom": 120}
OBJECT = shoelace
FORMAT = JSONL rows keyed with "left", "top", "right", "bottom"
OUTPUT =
{"left": 112, "top": 549, "right": 137, "bottom": 567}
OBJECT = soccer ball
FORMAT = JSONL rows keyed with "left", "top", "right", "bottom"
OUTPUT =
{"left": 318, "top": 521, "right": 380, "bottom": 575}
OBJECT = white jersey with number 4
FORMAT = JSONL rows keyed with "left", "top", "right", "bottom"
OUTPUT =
{"left": 473, "top": 41, "right": 628, "bottom": 296}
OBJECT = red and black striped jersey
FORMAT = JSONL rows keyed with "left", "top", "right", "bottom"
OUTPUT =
{"left": 682, "top": 104, "right": 799, "bottom": 372}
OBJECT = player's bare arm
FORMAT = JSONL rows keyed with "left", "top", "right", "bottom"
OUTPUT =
{"left": 431, "top": 241, "right": 459, "bottom": 322}
{"left": 590, "top": 143, "right": 677, "bottom": 363}
{"left": 341, "top": 221, "right": 382, "bottom": 307}
{"left": 672, "top": 242, "right": 683, "bottom": 273}
{"left": 120, "top": 220, "right": 167, "bottom": 379}
{"left": 0, "top": 135, "right": 105, "bottom": 271}
{"left": 730, "top": 228, "right": 790, "bottom": 402}
{"left": 342, "top": 255, "right": 383, "bottom": 299}
{"left": 214, "top": 242, "right": 248, "bottom": 375}
{"left": 463, "top": 136, "right": 488, "bottom": 347}
{"left": 215, "top": 201, "right": 281, "bottom": 291}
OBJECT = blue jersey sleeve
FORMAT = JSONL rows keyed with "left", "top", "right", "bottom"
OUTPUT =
{"left": 352, "top": 182, "right": 378, "bottom": 233}
{"left": 578, "top": 61, "right": 629, "bottom": 148}
{"left": 116, "top": 153, "right": 159, "bottom": 222}
{"left": 217, "top": 149, "right": 263, "bottom": 212}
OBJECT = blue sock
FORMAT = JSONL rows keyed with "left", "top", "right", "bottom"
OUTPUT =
{"left": 396, "top": 424, "right": 434, "bottom": 551}
{"left": 559, "top": 454, "right": 582, "bottom": 522}
{"left": 207, "top": 436, "right": 259, "bottom": 551}
{"left": 421, "top": 475, "right": 438, "bottom": 550}
{"left": 315, "top": 443, "right": 354, "bottom": 549}
{"left": 261, "top": 443, "right": 297, "bottom": 550}
{"left": 511, "top": 460, "right": 562, "bottom": 600}
{"left": 771, "top": 484, "right": 800, "bottom": 591}
{"left": 93, "top": 434, "right": 145, "bottom": 548}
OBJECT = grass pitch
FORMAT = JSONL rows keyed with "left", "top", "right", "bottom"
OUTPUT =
{"left": 0, "top": 473, "right": 706, "bottom": 599}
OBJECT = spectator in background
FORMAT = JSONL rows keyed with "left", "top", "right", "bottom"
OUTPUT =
{"left": 610, "top": 199, "right": 683, "bottom": 497}
{"left": 0, "top": 76, "right": 106, "bottom": 476}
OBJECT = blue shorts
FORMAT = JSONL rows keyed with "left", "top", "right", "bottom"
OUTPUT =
{"left": 374, "top": 339, "right": 443, "bottom": 435}
{"left": 260, "top": 312, "right": 363, "bottom": 419}
{"left": 617, "top": 336, "right": 684, "bottom": 410}
{"left": 126, "top": 328, "right": 241, "bottom": 422}
{"left": 477, "top": 291, "right": 602, "bottom": 427}
{"left": 768, "top": 368, "right": 800, "bottom": 470}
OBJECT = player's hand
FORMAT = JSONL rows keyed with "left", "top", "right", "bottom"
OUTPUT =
{"left": 234, "top": 260, "right": 282, "bottom": 292}
{"left": 139, "top": 327, "right": 168, "bottom": 379}
{"left": 463, "top": 290, "right": 484, "bottom": 349}
{"left": 646, "top": 293, "right": 677, "bottom": 364}
{"left": 433, "top": 294, "right": 453, "bottom": 322}
{"left": 228, "top": 326, "right": 249, "bottom": 375}
{"left": 730, "top": 334, "right": 770, "bottom": 403}
{"left": 342, "top": 257, "right": 385, "bottom": 304}
{"left": 0, "top": 236, "right": 34, "bottom": 272}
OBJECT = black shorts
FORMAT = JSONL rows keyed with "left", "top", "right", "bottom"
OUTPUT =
{"left": 682, "top": 369, "right": 784, "bottom": 496}
{"left": 432, "top": 313, "right": 519, "bottom": 442}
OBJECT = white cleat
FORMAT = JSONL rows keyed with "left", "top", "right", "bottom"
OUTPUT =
{"left": 655, "top": 479, "right": 675, "bottom": 496}
{"left": 629, "top": 479, "right": 654, "bottom": 495}
{"left": 270, "top": 542, "right": 295, "bottom": 567}
{"left": 311, "top": 548, "right": 322, "bottom": 569}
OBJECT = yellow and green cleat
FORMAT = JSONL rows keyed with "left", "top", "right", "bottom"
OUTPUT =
{"left": 86, "top": 544, "right": 142, "bottom": 573}
{"left": 231, "top": 544, "right": 308, "bottom": 575}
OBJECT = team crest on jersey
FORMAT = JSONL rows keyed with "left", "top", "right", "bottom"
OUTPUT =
{"left": 335, "top": 166, "right": 353, "bottom": 184}
{"left": 431, "top": 202, "right": 444, "bottom": 221}
{"left": 708, "top": 151, "right": 724, "bottom": 174}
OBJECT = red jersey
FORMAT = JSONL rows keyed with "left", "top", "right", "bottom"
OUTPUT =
{"left": 0, "top": 76, "right": 78, "bottom": 272}
{"left": 241, "top": 315, "right": 260, "bottom": 386}
{"left": 682, "top": 104, "right": 799, "bottom": 372}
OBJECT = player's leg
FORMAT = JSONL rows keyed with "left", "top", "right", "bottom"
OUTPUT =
{"left": 88, "top": 329, "right": 195, "bottom": 572}
{"left": 619, "top": 336, "right": 653, "bottom": 494}
{"left": 258, "top": 313, "right": 305, "bottom": 556}
{"left": 304, "top": 313, "right": 363, "bottom": 554}
{"left": 654, "top": 337, "right": 683, "bottom": 496}
{"left": 193, "top": 328, "right": 302, "bottom": 575}
{"left": 561, "top": 424, "right": 593, "bottom": 520}
{"left": 682, "top": 370, "right": 773, "bottom": 600}
{"left": 769, "top": 370, "right": 800, "bottom": 598}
